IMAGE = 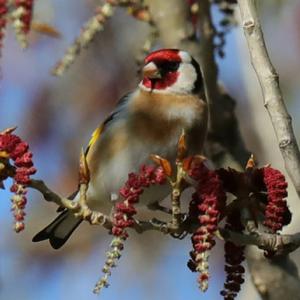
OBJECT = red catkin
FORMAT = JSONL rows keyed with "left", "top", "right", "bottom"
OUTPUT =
{"left": 262, "top": 166, "right": 289, "bottom": 233}
{"left": 15, "top": 0, "right": 34, "bottom": 33}
{"left": 188, "top": 161, "right": 226, "bottom": 291}
{"left": 221, "top": 210, "right": 245, "bottom": 300}
{"left": 112, "top": 165, "right": 166, "bottom": 239}
{"left": 0, "top": 131, "right": 36, "bottom": 232}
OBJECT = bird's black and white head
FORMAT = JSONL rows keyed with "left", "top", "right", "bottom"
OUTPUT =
{"left": 139, "top": 49, "right": 202, "bottom": 95}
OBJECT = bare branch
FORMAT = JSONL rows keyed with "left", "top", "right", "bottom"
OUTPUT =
{"left": 237, "top": 0, "right": 300, "bottom": 197}
{"left": 29, "top": 177, "right": 300, "bottom": 257}
{"left": 220, "top": 228, "right": 300, "bottom": 257}
{"left": 28, "top": 179, "right": 112, "bottom": 230}
{"left": 28, "top": 170, "right": 300, "bottom": 299}
{"left": 28, "top": 176, "right": 191, "bottom": 237}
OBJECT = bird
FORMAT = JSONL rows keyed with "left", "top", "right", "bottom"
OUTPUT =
{"left": 32, "top": 48, "right": 208, "bottom": 249}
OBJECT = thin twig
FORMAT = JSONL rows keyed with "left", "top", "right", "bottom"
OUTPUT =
{"left": 52, "top": 2, "right": 116, "bottom": 76}
{"left": 237, "top": 0, "right": 300, "bottom": 197}
{"left": 29, "top": 179, "right": 76, "bottom": 208}
{"left": 29, "top": 176, "right": 184, "bottom": 235}
{"left": 28, "top": 179, "right": 112, "bottom": 230}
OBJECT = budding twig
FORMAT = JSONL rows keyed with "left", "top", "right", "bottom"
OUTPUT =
{"left": 30, "top": 178, "right": 110, "bottom": 225}
{"left": 53, "top": 0, "right": 156, "bottom": 76}
{"left": 169, "top": 131, "right": 188, "bottom": 231}
{"left": 52, "top": 1, "right": 116, "bottom": 76}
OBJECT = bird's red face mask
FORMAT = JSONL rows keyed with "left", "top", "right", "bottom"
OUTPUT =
{"left": 142, "top": 49, "right": 181, "bottom": 91}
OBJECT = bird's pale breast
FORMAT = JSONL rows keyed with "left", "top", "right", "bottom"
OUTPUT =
{"left": 86, "top": 89, "right": 207, "bottom": 207}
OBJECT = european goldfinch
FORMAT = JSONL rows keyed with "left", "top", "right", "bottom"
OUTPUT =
{"left": 33, "top": 49, "right": 208, "bottom": 249}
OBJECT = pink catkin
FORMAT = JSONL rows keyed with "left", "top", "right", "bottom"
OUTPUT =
{"left": 188, "top": 162, "right": 226, "bottom": 291}
{"left": 15, "top": 0, "right": 34, "bottom": 33}
{"left": 262, "top": 166, "right": 289, "bottom": 233}
{"left": 0, "top": 132, "right": 36, "bottom": 232}
{"left": 112, "top": 165, "right": 166, "bottom": 239}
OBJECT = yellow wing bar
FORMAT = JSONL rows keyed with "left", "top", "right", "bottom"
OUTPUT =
{"left": 85, "top": 124, "right": 105, "bottom": 156}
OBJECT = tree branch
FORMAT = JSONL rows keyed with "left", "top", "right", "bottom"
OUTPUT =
{"left": 237, "top": 0, "right": 300, "bottom": 197}
{"left": 30, "top": 176, "right": 300, "bottom": 258}
{"left": 237, "top": 1, "right": 300, "bottom": 298}
{"left": 28, "top": 166, "right": 300, "bottom": 300}
{"left": 29, "top": 179, "right": 112, "bottom": 230}
{"left": 220, "top": 228, "right": 300, "bottom": 257}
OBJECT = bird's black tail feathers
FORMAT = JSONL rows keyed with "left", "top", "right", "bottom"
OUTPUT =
{"left": 32, "top": 208, "right": 82, "bottom": 249}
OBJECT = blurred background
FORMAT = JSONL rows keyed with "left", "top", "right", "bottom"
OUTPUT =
{"left": 0, "top": 0, "right": 300, "bottom": 299}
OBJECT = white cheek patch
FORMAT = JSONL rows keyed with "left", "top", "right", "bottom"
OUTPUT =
{"left": 169, "top": 63, "right": 197, "bottom": 94}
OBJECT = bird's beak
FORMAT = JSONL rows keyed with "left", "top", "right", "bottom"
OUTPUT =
{"left": 142, "top": 62, "right": 161, "bottom": 79}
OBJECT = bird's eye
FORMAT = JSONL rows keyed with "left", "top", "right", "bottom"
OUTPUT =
{"left": 159, "top": 61, "right": 180, "bottom": 72}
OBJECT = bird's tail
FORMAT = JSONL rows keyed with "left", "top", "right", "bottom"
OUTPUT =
{"left": 32, "top": 210, "right": 82, "bottom": 249}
